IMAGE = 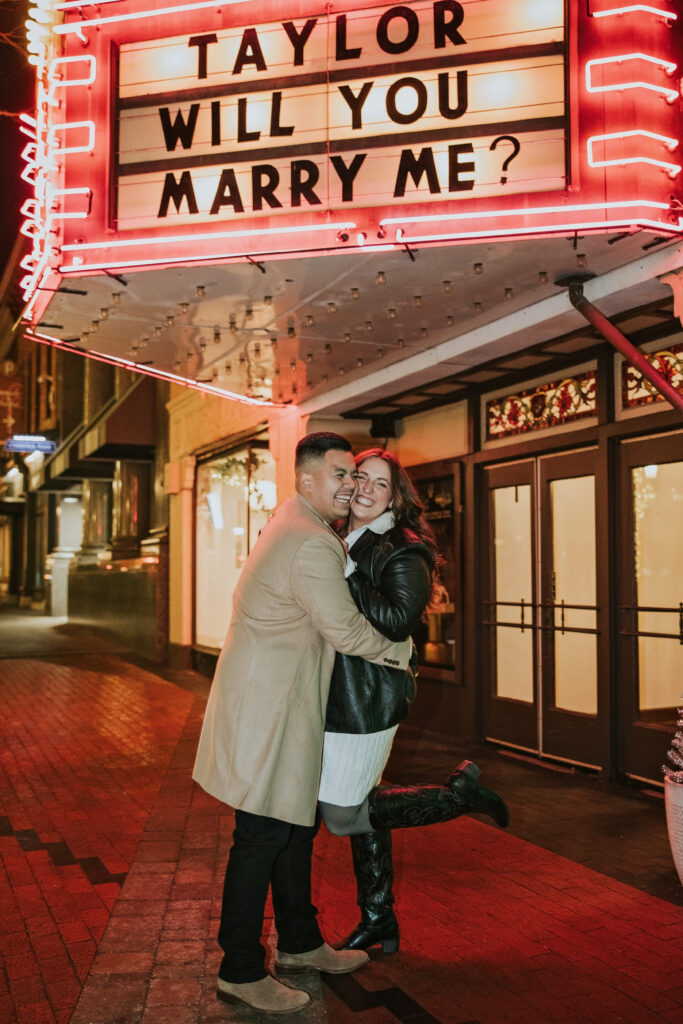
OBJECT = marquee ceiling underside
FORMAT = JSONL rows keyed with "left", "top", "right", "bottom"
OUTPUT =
{"left": 36, "top": 228, "right": 681, "bottom": 415}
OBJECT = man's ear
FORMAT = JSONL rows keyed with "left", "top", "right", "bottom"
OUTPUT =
{"left": 299, "top": 471, "right": 312, "bottom": 494}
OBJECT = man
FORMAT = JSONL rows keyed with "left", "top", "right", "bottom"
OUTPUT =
{"left": 193, "top": 432, "right": 412, "bottom": 1014}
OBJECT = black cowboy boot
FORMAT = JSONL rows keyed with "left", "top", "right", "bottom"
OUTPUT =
{"left": 338, "top": 832, "right": 399, "bottom": 954}
{"left": 368, "top": 761, "right": 509, "bottom": 830}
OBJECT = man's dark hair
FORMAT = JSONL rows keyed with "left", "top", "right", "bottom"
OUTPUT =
{"left": 295, "top": 432, "right": 352, "bottom": 469}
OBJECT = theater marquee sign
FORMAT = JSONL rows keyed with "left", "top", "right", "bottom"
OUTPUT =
{"left": 116, "top": 1, "right": 566, "bottom": 228}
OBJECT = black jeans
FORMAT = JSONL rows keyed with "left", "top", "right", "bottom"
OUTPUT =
{"left": 217, "top": 809, "right": 324, "bottom": 983}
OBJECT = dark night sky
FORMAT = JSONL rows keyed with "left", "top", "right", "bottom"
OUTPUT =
{"left": 0, "top": 1, "right": 35, "bottom": 278}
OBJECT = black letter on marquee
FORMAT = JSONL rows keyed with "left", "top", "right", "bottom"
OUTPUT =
{"left": 210, "top": 169, "right": 245, "bottom": 214}
{"left": 434, "top": 0, "right": 466, "bottom": 48}
{"left": 336, "top": 14, "right": 361, "bottom": 61}
{"left": 338, "top": 82, "right": 373, "bottom": 130}
{"left": 233, "top": 28, "right": 267, "bottom": 74}
{"left": 159, "top": 104, "right": 200, "bottom": 151}
{"left": 158, "top": 171, "right": 198, "bottom": 217}
{"left": 448, "top": 143, "right": 475, "bottom": 191}
{"left": 377, "top": 6, "right": 419, "bottom": 55}
{"left": 291, "top": 160, "right": 321, "bottom": 206}
{"left": 330, "top": 154, "right": 366, "bottom": 202}
{"left": 438, "top": 70, "right": 468, "bottom": 119}
{"left": 188, "top": 33, "right": 218, "bottom": 79}
{"left": 237, "top": 98, "right": 261, "bottom": 142}
{"left": 252, "top": 165, "right": 283, "bottom": 210}
{"left": 394, "top": 148, "right": 440, "bottom": 197}
{"left": 270, "top": 92, "right": 294, "bottom": 137}
{"left": 211, "top": 100, "right": 221, "bottom": 145}
{"left": 386, "top": 78, "right": 427, "bottom": 125}
{"left": 282, "top": 19, "right": 317, "bottom": 66}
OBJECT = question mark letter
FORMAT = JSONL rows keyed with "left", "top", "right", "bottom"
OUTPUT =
{"left": 489, "top": 135, "right": 521, "bottom": 185}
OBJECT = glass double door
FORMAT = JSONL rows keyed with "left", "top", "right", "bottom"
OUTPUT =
{"left": 618, "top": 433, "right": 683, "bottom": 782}
{"left": 481, "top": 449, "right": 604, "bottom": 767}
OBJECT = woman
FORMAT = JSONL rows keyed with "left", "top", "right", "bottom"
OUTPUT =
{"left": 318, "top": 449, "right": 508, "bottom": 954}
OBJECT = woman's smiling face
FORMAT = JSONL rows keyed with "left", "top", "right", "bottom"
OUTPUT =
{"left": 349, "top": 456, "right": 393, "bottom": 528}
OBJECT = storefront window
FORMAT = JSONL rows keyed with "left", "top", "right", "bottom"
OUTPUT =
{"left": 412, "top": 472, "right": 458, "bottom": 670}
{"left": 195, "top": 443, "right": 276, "bottom": 650}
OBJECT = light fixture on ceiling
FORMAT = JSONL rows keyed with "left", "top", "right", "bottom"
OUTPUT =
{"left": 327, "top": 302, "right": 337, "bottom": 314}
{"left": 245, "top": 307, "right": 253, "bottom": 320}
{"left": 322, "top": 373, "right": 328, "bottom": 382}
{"left": 154, "top": 326, "right": 163, "bottom": 339}
{"left": 287, "top": 325, "right": 296, "bottom": 338}
{"left": 473, "top": 263, "right": 484, "bottom": 275}
{"left": 141, "top": 336, "right": 149, "bottom": 347}
{"left": 357, "top": 357, "right": 364, "bottom": 367}
{"left": 446, "top": 315, "right": 454, "bottom": 327}
{"left": 576, "top": 253, "right": 588, "bottom": 268}
{"left": 413, "top": 295, "right": 423, "bottom": 308}
{"left": 397, "top": 337, "right": 405, "bottom": 347}
{"left": 339, "top": 367, "right": 345, "bottom": 375}
{"left": 178, "top": 302, "right": 189, "bottom": 314}
{"left": 225, "top": 361, "right": 232, "bottom": 374}
{"left": 351, "top": 287, "right": 360, "bottom": 300}
{"left": 212, "top": 367, "right": 219, "bottom": 381}
{"left": 305, "top": 313, "right": 315, "bottom": 327}
{"left": 388, "top": 308, "right": 397, "bottom": 320}
{"left": 474, "top": 301, "right": 483, "bottom": 313}
{"left": 229, "top": 317, "right": 237, "bottom": 333}
{"left": 376, "top": 270, "right": 387, "bottom": 285}
{"left": 325, "top": 343, "right": 332, "bottom": 354}
{"left": 263, "top": 294, "right": 273, "bottom": 305}
{"left": 343, "top": 332, "right": 351, "bottom": 343}
{"left": 213, "top": 328, "right": 221, "bottom": 344}
{"left": 111, "top": 293, "right": 121, "bottom": 305}
{"left": 253, "top": 342, "right": 261, "bottom": 357}
{"left": 90, "top": 320, "right": 99, "bottom": 332}
{"left": 376, "top": 348, "right": 384, "bottom": 358}
{"left": 195, "top": 285, "right": 206, "bottom": 299}
{"left": 538, "top": 271, "right": 549, "bottom": 284}
{"left": 443, "top": 280, "right": 453, "bottom": 293}
{"left": 100, "top": 307, "right": 109, "bottom": 320}
{"left": 365, "top": 321, "right": 374, "bottom": 332}
{"left": 166, "top": 315, "right": 175, "bottom": 327}
{"left": 274, "top": 365, "right": 280, "bottom": 377}
{"left": 199, "top": 339, "right": 207, "bottom": 352}
{"left": 307, "top": 352, "right": 313, "bottom": 363}
{"left": 504, "top": 287, "right": 514, "bottom": 300}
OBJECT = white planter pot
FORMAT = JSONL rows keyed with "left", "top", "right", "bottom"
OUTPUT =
{"left": 664, "top": 775, "right": 683, "bottom": 887}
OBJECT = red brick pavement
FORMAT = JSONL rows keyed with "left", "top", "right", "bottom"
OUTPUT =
{"left": 2, "top": 656, "right": 683, "bottom": 1024}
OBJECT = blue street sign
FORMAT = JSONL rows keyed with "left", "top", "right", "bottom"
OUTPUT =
{"left": 5, "top": 435, "right": 57, "bottom": 454}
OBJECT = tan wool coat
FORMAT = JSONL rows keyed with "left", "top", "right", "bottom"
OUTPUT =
{"left": 192, "top": 493, "right": 410, "bottom": 826}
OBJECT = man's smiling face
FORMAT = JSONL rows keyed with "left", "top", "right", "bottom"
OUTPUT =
{"left": 301, "top": 449, "right": 358, "bottom": 524}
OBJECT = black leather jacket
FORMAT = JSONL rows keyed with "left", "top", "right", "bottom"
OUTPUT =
{"left": 324, "top": 525, "right": 433, "bottom": 734}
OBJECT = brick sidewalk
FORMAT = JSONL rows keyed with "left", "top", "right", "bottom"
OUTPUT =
{"left": 2, "top": 651, "right": 683, "bottom": 1024}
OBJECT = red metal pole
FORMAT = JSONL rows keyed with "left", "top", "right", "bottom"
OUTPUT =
{"left": 567, "top": 284, "right": 683, "bottom": 416}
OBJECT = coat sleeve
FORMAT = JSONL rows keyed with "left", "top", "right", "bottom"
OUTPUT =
{"left": 289, "top": 533, "right": 412, "bottom": 669}
{"left": 347, "top": 548, "right": 432, "bottom": 642}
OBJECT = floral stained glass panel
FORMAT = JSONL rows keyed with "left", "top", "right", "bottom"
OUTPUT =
{"left": 486, "top": 371, "right": 596, "bottom": 440}
{"left": 622, "top": 342, "right": 683, "bottom": 409}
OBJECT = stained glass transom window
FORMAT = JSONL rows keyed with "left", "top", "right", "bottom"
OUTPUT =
{"left": 486, "top": 371, "right": 597, "bottom": 440}
{"left": 622, "top": 342, "right": 683, "bottom": 409}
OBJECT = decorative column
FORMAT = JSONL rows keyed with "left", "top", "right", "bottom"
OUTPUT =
{"left": 111, "top": 460, "right": 151, "bottom": 559}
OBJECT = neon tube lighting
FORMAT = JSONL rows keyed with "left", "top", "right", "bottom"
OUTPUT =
{"left": 390, "top": 217, "right": 683, "bottom": 244}
{"left": 585, "top": 53, "right": 678, "bottom": 101}
{"left": 592, "top": 5, "right": 677, "bottom": 17}
{"left": 380, "top": 199, "right": 671, "bottom": 227}
{"left": 48, "top": 120, "right": 96, "bottom": 154}
{"left": 54, "top": 0, "right": 251, "bottom": 35}
{"left": 60, "top": 220, "right": 357, "bottom": 252}
{"left": 587, "top": 131, "right": 680, "bottom": 176}
{"left": 24, "top": 330, "right": 280, "bottom": 408}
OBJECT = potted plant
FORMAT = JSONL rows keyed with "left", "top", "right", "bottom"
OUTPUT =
{"left": 663, "top": 705, "right": 683, "bottom": 887}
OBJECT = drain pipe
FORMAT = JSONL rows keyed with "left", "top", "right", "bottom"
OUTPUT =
{"left": 555, "top": 273, "right": 683, "bottom": 415}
